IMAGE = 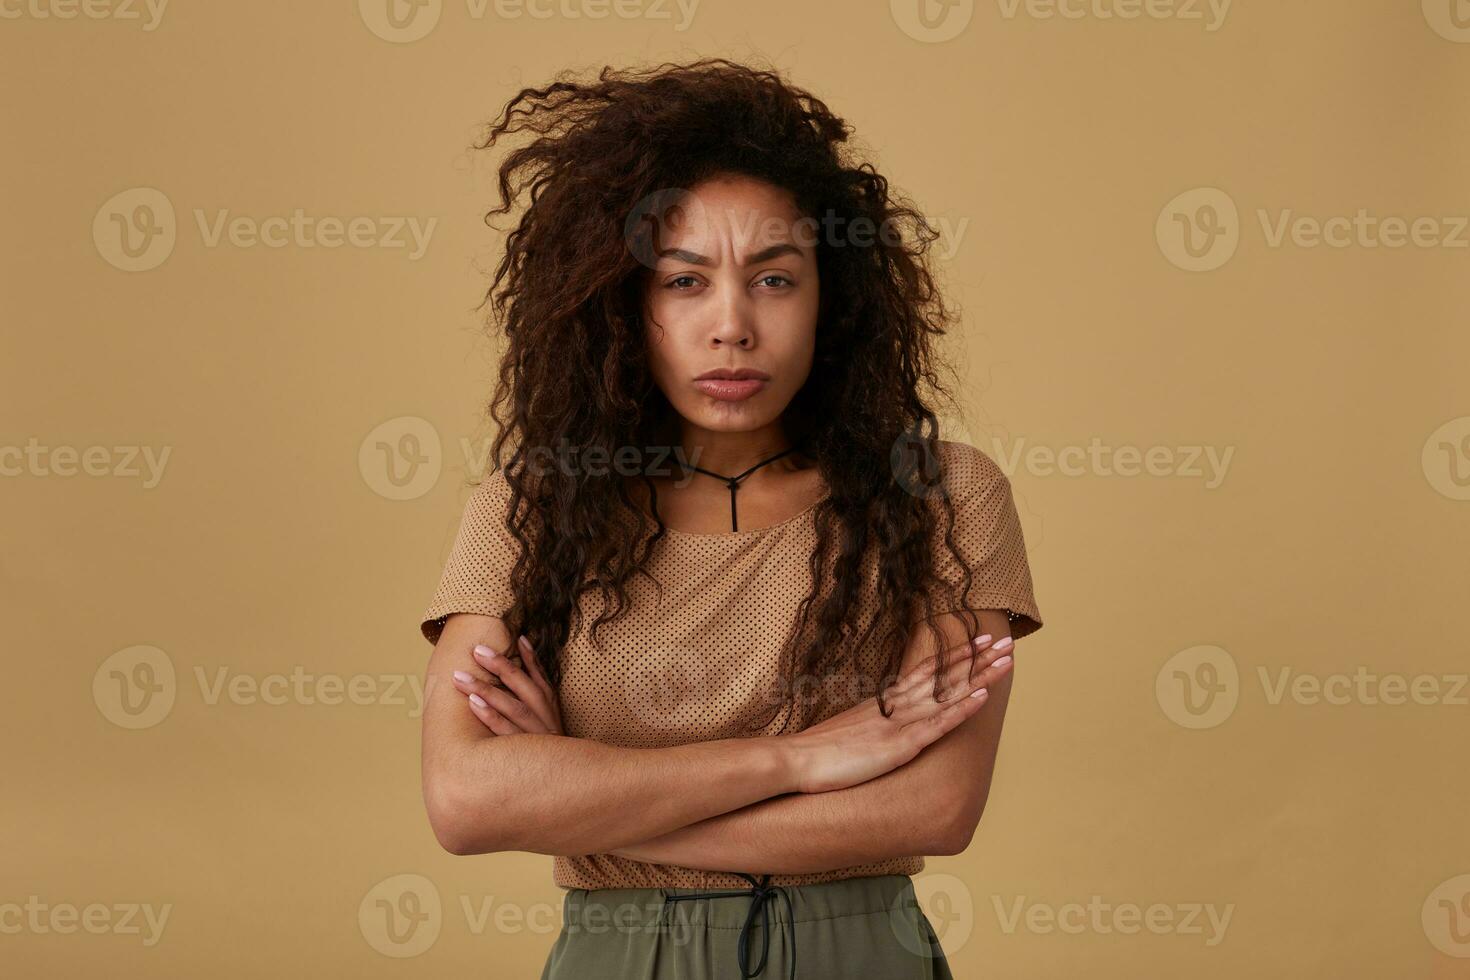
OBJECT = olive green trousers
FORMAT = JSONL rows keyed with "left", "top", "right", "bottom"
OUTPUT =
{"left": 539, "top": 873, "right": 954, "bottom": 979}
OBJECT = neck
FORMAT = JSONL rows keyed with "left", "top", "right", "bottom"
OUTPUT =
{"left": 675, "top": 422, "right": 798, "bottom": 477}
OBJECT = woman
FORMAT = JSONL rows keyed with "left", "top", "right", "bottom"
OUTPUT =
{"left": 417, "top": 57, "right": 1044, "bottom": 979}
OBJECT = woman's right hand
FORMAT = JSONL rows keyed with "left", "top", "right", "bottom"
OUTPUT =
{"left": 450, "top": 634, "right": 565, "bottom": 736}
{"left": 779, "top": 633, "right": 1015, "bottom": 794}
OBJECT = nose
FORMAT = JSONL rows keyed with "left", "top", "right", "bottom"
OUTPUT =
{"left": 709, "top": 291, "right": 754, "bottom": 349}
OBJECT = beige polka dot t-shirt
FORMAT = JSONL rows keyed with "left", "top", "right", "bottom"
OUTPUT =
{"left": 419, "top": 439, "right": 1043, "bottom": 891}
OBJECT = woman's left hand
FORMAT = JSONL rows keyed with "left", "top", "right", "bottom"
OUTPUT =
{"left": 450, "top": 635, "right": 564, "bottom": 735}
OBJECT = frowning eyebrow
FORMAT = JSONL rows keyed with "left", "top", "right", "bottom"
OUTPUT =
{"left": 655, "top": 242, "right": 804, "bottom": 266}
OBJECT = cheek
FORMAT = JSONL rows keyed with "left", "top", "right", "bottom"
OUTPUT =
{"left": 773, "top": 307, "right": 818, "bottom": 366}
{"left": 643, "top": 320, "right": 692, "bottom": 393}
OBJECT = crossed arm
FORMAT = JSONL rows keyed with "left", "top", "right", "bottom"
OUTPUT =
{"left": 603, "top": 607, "right": 1017, "bottom": 873}
{"left": 420, "top": 607, "right": 1017, "bottom": 870}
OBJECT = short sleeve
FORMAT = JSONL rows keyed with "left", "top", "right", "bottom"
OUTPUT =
{"left": 919, "top": 440, "right": 1044, "bottom": 640}
{"left": 419, "top": 468, "right": 522, "bottom": 645}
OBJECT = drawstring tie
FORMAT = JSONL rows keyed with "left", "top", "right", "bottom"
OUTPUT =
{"left": 661, "top": 872, "right": 797, "bottom": 979}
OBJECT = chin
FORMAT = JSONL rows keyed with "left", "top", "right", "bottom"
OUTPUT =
{"left": 684, "top": 401, "right": 775, "bottom": 429}
{"left": 696, "top": 407, "right": 767, "bottom": 428}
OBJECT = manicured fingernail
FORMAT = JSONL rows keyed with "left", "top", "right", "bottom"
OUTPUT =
{"left": 474, "top": 644, "right": 499, "bottom": 660}
{"left": 452, "top": 670, "right": 473, "bottom": 683}
{"left": 972, "top": 634, "right": 992, "bottom": 646}
{"left": 469, "top": 693, "right": 488, "bottom": 708}
{"left": 518, "top": 635, "right": 533, "bottom": 655}
{"left": 970, "top": 688, "right": 988, "bottom": 699}
{"left": 992, "top": 636, "right": 1013, "bottom": 651}
{"left": 992, "top": 655, "right": 1012, "bottom": 669}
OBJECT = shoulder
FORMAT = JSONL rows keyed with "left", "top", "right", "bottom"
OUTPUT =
{"left": 462, "top": 464, "right": 517, "bottom": 512}
{"left": 932, "top": 439, "right": 1011, "bottom": 502}
{"left": 451, "top": 466, "right": 525, "bottom": 540}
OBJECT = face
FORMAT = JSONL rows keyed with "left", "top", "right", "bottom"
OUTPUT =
{"left": 640, "top": 174, "right": 819, "bottom": 439}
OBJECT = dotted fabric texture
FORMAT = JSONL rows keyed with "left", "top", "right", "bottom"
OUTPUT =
{"left": 420, "top": 439, "right": 1043, "bottom": 891}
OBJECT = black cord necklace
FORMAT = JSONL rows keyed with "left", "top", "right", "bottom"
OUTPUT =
{"left": 686, "top": 446, "right": 801, "bottom": 532}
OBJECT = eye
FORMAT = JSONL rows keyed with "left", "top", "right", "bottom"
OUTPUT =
{"left": 757, "top": 274, "right": 793, "bottom": 289}
{"left": 665, "top": 274, "right": 701, "bottom": 290}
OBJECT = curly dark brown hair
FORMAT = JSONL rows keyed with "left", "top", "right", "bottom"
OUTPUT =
{"left": 468, "top": 56, "right": 983, "bottom": 734}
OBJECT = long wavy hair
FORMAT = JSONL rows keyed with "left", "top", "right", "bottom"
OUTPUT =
{"left": 470, "top": 56, "right": 983, "bottom": 734}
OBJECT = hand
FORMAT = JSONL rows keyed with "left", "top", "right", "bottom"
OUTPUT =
{"left": 450, "top": 634, "right": 565, "bottom": 736}
{"left": 779, "top": 633, "right": 1015, "bottom": 794}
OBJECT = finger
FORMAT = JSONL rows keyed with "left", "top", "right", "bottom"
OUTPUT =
{"left": 890, "top": 634, "right": 996, "bottom": 707}
{"left": 451, "top": 669, "right": 551, "bottom": 734}
{"left": 472, "top": 643, "right": 558, "bottom": 725}
{"left": 451, "top": 656, "right": 497, "bottom": 687}
{"left": 517, "top": 635, "right": 550, "bottom": 686}
{"left": 888, "top": 635, "right": 1012, "bottom": 722}
{"left": 940, "top": 637, "right": 1011, "bottom": 690}
{"left": 897, "top": 633, "right": 995, "bottom": 692}
{"left": 925, "top": 633, "right": 1016, "bottom": 693}
{"left": 903, "top": 683, "right": 991, "bottom": 750}
{"left": 516, "top": 635, "right": 564, "bottom": 725}
{"left": 474, "top": 682, "right": 554, "bottom": 734}
{"left": 450, "top": 667, "right": 506, "bottom": 700}
{"left": 469, "top": 644, "right": 514, "bottom": 689}
{"left": 466, "top": 691, "right": 520, "bottom": 735}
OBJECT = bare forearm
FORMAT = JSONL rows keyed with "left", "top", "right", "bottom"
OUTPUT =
{"left": 609, "top": 747, "right": 951, "bottom": 874}
{"left": 612, "top": 670, "right": 1015, "bottom": 873}
{"left": 423, "top": 614, "right": 798, "bottom": 857}
{"left": 439, "top": 733, "right": 796, "bottom": 856}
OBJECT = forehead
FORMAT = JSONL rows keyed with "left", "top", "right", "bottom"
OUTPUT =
{"left": 656, "top": 175, "right": 811, "bottom": 256}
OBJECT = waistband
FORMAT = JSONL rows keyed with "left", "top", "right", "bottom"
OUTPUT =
{"left": 560, "top": 873, "right": 921, "bottom": 980}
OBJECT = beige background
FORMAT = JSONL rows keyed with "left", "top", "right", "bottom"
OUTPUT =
{"left": 4, "top": 1, "right": 1468, "bottom": 976}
